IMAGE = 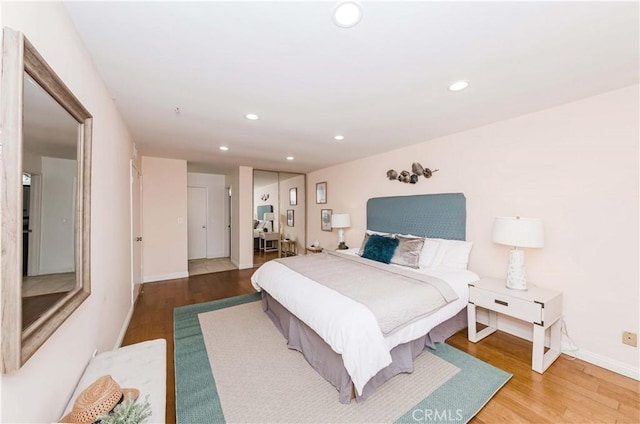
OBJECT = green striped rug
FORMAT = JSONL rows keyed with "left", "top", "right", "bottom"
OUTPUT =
{"left": 174, "top": 294, "right": 511, "bottom": 424}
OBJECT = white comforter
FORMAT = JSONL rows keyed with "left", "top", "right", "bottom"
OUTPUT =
{"left": 250, "top": 250, "right": 479, "bottom": 395}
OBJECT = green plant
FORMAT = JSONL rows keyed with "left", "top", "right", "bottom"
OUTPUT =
{"left": 96, "top": 394, "right": 152, "bottom": 424}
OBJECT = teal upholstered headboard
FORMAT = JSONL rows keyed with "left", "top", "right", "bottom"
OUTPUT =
{"left": 366, "top": 193, "right": 466, "bottom": 240}
{"left": 256, "top": 205, "right": 273, "bottom": 220}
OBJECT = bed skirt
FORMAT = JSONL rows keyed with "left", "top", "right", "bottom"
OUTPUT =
{"left": 261, "top": 291, "right": 467, "bottom": 403}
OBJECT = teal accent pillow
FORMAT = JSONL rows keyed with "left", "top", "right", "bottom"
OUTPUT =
{"left": 362, "top": 234, "right": 399, "bottom": 264}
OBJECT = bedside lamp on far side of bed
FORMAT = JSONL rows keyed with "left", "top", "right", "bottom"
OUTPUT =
{"left": 331, "top": 213, "right": 351, "bottom": 250}
{"left": 492, "top": 216, "right": 544, "bottom": 291}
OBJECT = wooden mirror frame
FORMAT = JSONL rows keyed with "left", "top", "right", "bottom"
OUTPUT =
{"left": 1, "top": 28, "right": 92, "bottom": 372}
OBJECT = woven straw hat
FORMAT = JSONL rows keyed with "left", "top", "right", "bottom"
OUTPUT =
{"left": 60, "top": 375, "right": 139, "bottom": 423}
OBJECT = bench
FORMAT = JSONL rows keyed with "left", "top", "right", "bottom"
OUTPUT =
{"left": 61, "top": 338, "right": 166, "bottom": 423}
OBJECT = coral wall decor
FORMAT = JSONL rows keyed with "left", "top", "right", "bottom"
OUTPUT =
{"left": 386, "top": 162, "right": 439, "bottom": 184}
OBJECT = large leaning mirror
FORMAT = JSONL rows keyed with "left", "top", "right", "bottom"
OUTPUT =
{"left": 1, "top": 28, "right": 92, "bottom": 372}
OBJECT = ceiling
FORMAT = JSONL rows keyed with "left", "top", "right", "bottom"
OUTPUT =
{"left": 24, "top": 73, "right": 78, "bottom": 160}
{"left": 63, "top": 1, "right": 639, "bottom": 175}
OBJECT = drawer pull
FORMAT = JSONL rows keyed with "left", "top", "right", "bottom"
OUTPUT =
{"left": 494, "top": 299, "right": 509, "bottom": 307}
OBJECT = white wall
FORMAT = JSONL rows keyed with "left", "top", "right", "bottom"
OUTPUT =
{"left": 39, "top": 157, "right": 75, "bottom": 274}
{"left": 238, "top": 166, "right": 254, "bottom": 269}
{"left": 22, "top": 149, "right": 42, "bottom": 174}
{"left": 228, "top": 168, "right": 240, "bottom": 267}
{"left": 187, "top": 172, "right": 229, "bottom": 258}
{"left": 0, "top": 2, "right": 136, "bottom": 422}
{"left": 307, "top": 85, "right": 639, "bottom": 378}
{"left": 141, "top": 156, "right": 188, "bottom": 282}
{"left": 227, "top": 166, "right": 253, "bottom": 269}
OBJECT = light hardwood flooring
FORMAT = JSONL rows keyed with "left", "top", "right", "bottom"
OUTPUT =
{"left": 22, "top": 271, "right": 75, "bottom": 297}
{"left": 123, "top": 271, "right": 639, "bottom": 424}
{"left": 188, "top": 257, "right": 237, "bottom": 276}
{"left": 253, "top": 250, "right": 280, "bottom": 266}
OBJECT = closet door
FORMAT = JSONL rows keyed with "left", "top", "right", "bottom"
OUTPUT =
{"left": 187, "top": 186, "right": 207, "bottom": 260}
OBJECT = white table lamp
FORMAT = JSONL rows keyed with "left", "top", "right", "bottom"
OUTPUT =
{"left": 492, "top": 216, "right": 544, "bottom": 291}
{"left": 331, "top": 214, "right": 351, "bottom": 250}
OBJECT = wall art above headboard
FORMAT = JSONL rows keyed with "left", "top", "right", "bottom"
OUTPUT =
{"left": 386, "top": 162, "right": 439, "bottom": 184}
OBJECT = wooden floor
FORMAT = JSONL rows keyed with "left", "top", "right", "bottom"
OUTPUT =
{"left": 123, "top": 268, "right": 639, "bottom": 424}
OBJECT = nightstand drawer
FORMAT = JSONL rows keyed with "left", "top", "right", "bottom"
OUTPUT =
{"left": 469, "top": 286, "right": 542, "bottom": 324}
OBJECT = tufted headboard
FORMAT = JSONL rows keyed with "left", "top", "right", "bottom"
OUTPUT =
{"left": 366, "top": 193, "right": 466, "bottom": 240}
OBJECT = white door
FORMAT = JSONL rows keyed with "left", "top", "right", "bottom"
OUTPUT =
{"left": 131, "top": 164, "right": 142, "bottom": 302}
{"left": 26, "top": 174, "right": 42, "bottom": 276}
{"left": 188, "top": 186, "right": 207, "bottom": 260}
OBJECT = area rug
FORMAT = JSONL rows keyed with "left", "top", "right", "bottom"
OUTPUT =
{"left": 174, "top": 294, "right": 511, "bottom": 424}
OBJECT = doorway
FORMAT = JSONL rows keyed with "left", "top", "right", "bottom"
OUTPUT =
{"left": 187, "top": 186, "right": 208, "bottom": 260}
{"left": 131, "top": 163, "right": 142, "bottom": 303}
{"left": 22, "top": 172, "right": 42, "bottom": 278}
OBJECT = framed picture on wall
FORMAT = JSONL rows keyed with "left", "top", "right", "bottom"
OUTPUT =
{"left": 316, "top": 182, "right": 327, "bottom": 204}
{"left": 321, "top": 209, "right": 332, "bottom": 231}
{"left": 289, "top": 187, "right": 297, "bottom": 206}
{"left": 287, "top": 209, "right": 294, "bottom": 227}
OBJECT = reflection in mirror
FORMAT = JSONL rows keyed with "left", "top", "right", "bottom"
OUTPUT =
{"left": 1, "top": 28, "right": 92, "bottom": 372}
{"left": 22, "top": 73, "right": 79, "bottom": 330}
{"left": 252, "top": 170, "right": 306, "bottom": 266}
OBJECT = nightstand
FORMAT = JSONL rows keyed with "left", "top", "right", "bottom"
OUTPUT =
{"left": 306, "top": 246, "right": 323, "bottom": 254}
{"left": 279, "top": 239, "right": 296, "bottom": 257}
{"left": 260, "top": 232, "right": 279, "bottom": 253}
{"left": 467, "top": 277, "right": 563, "bottom": 373}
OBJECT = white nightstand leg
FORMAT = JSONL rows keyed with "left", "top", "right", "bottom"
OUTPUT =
{"left": 467, "top": 303, "right": 478, "bottom": 341}
{"left": 468, "top": 304, "right": 497, "bottom": 343}
{"left": 532, "top": 318, "right": 562, "bottom": 373}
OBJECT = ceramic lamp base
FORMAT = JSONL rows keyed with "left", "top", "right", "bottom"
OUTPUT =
{"left": 506, "top": 248, "right": 528, "bottom": 291}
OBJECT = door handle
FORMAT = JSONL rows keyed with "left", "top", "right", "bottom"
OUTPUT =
{"left": 202, "top": 226, "right": 206, "bottom": 229}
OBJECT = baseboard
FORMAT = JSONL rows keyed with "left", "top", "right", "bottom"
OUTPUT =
{"left": 142, "top": 271, "right": 189, "bottom": 283}
{"left": 476, "top": 312, "right": 640, "bottom": 381}
{"left": 113, "top": 286, "right": 142, "bottom": 349}
{"left": 238, "top": 262, "right": 253, "bottom": 270}
{"left": 114, "top": 303, "right": 135, "bottom": 349}
{"left": 229, "top": 257, "right": 253, "bottom": 270}
{"left": 562, "top": 344, "right": 640, "bottom": 381}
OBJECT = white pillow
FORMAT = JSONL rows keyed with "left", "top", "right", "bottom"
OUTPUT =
{"left": 395, "top": 233, "right": 441, "bottom": 269}
{"left": 419, "top": 239, "right": 441, "bottom": 268}
{"left": 428, "top": 238, "right": 473, "bottom": 269}
{"left": 366, "top": 229, "right": 394, "bottom": 237}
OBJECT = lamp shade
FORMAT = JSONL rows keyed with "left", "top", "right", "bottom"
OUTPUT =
{"left": 492, "top": 217, "right": 544, "bottom": 248}
{"left": 263, "top": 212, "right": 275, "bottom": 221}
{"left": 331, "top": 214, "right": 351, "bottom": 229}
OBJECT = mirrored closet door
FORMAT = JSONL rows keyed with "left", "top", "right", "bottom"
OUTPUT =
{"left": 253, "top": 170, "right": 306, "bottom": 264}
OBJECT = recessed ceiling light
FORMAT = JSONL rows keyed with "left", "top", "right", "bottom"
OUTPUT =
{"left": 219, "top": 146, "right": 229, "bottom": 151}
{"left": 245, "top": 113, "right": 259, "bottom": 120}
{"left": 448, "top": 80, "right": 470, "bottom": 92}
{"left": 333, "top": 1, "right": 362, "bottom": 28}
{"left": 286, "top": 156, "right": 294, "bottom": 161}
{"left": 334, "top": 135, "right": 345, "bottom": 141}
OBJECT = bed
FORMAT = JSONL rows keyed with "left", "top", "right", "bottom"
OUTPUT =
{"left": 251, "top": 193, "right": 479, "bottom": 403}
